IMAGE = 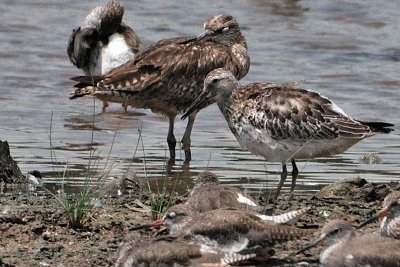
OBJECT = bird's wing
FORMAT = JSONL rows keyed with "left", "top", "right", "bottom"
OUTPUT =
{"left": 187, "top": 209, "right": 310, "bottom": 242}
{"left": 234, "top": 83, "right": 376, "bottom": 141}
{"left": 91, "top": 37, "right": 236, "bottom": 95}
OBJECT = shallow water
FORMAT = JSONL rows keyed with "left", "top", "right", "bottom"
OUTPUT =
{"left": 1, "top": 0, "right": 399, "bottom": 196}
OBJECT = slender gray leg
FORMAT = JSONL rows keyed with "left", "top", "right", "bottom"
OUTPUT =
{"left": 167, "top": 115, "right": 176, "bottom": 163}
{"left": 274, "top": 163, "right": 288, "bottom": 200}
{"left": 181, "top": 113, "right": 196, "bottom": 163}
{"left": 122, "top": 97, "right": 129, "bottom": 112}
{"left": 288, "top": 159, "right": 299, "bottom": 200}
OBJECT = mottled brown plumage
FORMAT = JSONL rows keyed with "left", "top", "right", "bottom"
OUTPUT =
{"left": 182, "top": 68, "right": 394, "bottom": 198}
{"left": 295, "top": 220, "right": 400, "bottom": 267}
{"left": 115, "top": 232, "right": 262, "bottom": 267}
{"left": 185, "top": 171, "right": 309, "bottom": 224}
{"left": 155, "top": 204, "right": 312, "bottom": 254}
{"left": 70, "top": 14, "right": 250, "bottom": 163}
{"left": 185, "top": 171, "right": 261, "bottom": 213}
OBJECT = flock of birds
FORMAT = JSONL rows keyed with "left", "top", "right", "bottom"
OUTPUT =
{"left": 66, "top": 1, "right": 396, "bottom": 266}
{"left": 67, "top": 1, "right": 393, "bottom": 197}
{"left": 112, "top": 171, "right": 400, "bottom": 267}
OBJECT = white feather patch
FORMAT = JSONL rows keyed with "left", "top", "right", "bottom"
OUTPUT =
{"left": 236, "top": 193, "right": 257, "bottom": 207}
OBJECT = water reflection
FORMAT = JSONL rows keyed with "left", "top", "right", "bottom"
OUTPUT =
{"left": 1, "top": 0, "right": 398, "bottom": 198}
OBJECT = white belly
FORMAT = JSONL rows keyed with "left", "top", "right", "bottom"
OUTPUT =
{"left": 233, "top": 123, "right": 362, "bottom": 163}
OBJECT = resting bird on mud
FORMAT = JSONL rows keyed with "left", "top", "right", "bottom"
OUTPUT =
{"left": 182, "top": 68, "right": 394, "bottom": 199}
{"left": 358, "top": 191, "right": 400, "bottom": 239}
{"left": 67, "top": 0, "right": 141, "bottom": 110}
{"left": 294, "top": 220, "right": 400, "bottom": 267}
{"left": 115, "top": 232, "right": 267, "bottom": 267}
{"left": 69, "top": 14, "right": 250, "bottom": 164}
{"left": 146, "top": 204, "right": 312, "bottom": 257}
{"left": 185, "top": 171, "right": 310, "bottom": 224}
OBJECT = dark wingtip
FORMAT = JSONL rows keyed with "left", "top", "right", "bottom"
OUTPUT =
{"left": 360, "top": 121, "right": 395, "bottom": 134}
{"left": 70, "top": 75, "right": 85, "bottom": 82}
{"left": 69, "top": 92, "right": 82, "bottom": 100}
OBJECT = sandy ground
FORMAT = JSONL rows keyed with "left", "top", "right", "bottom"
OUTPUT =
{"left": 0, "top": 177, "right": 398, "bottom": 267}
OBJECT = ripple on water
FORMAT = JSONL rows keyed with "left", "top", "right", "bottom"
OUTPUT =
{"left": 1, "top": 0, "right": 399, "bottom": 198}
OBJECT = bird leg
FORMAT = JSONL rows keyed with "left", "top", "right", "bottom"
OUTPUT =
{"left": 181, "top": 113, "right": 196, "bottom": 163}
{"left": 102, "top": 101, "right": 109, "bottom": 112}
{"left": 288, "top": 159, "right": 299, "bottom": 200}
{"left": 274, "top": 163, "right": 288, "bottom": 200}
{"left": 122, "top": 97, "right": 129, "bottom": 112}
{"left": 167, "top": 115, "right": 177, "bottom": 164}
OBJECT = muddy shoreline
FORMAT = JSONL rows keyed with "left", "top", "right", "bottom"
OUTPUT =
{"left": 1, "top": 175, "right": 398, "bottom": 266}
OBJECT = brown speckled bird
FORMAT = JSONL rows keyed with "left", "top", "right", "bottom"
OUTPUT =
{"left": 149, "top": 204, "right": 312, "bottom": 254}
{"left": 182, "top": 68, "right": 394, "bottom": 199}
{"left": 294, "top": 219, "right": 400, "bottom": 267}
{"left": 67, "top": 0, "right": 141, "bottom": 110}
{"left": 185, "top": 171, "right": 309, "bottom": 224}
{"left": 358, "top": 191, "right": 400, "bottom": 239}
{"left": 70, "top": 14, "right": 250, "bottom": 163}
{"left": 115, "top": 232, "right": 269, "bottom": 267}
{"left": 185, "top": 171, "right": 261, "bottom": 213}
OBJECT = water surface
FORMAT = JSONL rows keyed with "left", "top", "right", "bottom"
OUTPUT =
{"left": 1, "top": 0, "right": 399, "bottom": 196}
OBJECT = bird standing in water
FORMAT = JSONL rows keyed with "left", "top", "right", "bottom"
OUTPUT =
{"left": 70, "top": 14, "right": 250, "bottom": 164}
{"left": 68, "top": 0, "right": 141, "bottom": 110}
{"left": 182, "top": 68, "right": 394, "bottom": 199}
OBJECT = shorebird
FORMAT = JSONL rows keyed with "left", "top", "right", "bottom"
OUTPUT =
{"left": 67, "top": 0, "right": 141, "bottom": 110}
{"left": 70, "top": 14, "right": 250, "bottom": 163}
{"left": 115, "top": 232, "right": 269, "bottom": 267}
{"left": 294, "top": 219, "right": 400, "bottom": 267}
{"left": 148, "top": 204, "right": 312, "bottom": 254}
{"left": 182, "top": 68, "right": 394, "bottom": 199}
{"left": 358, "top": 191, "right": 400, "bottom": 239}
{"left": 185, "top": 171, "right": 309, "bottom": 223}
{"left": 185, "top": 171, "right": 261, "bottom": 212}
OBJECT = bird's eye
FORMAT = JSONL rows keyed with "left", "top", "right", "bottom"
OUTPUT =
{"left": 166, "top": 211, "right": 176, "bottom": 219}
{"left": 211, "top": 78, "right": 218, "bottom": 84}
{"left": 221, "top": 26, "right": 229, "bottom": 32}
{"left": 330, "top": 228, "right": 340, "bottom": 235}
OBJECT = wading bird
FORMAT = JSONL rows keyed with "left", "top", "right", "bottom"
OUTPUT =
{"left": 182, "top": 68, "right": 394, "bottom": 199}
{"left": 70, "top": 15, "right": 249, "bottom": 163}
{"left": 68, "top": 0, "right": 141, "bottom": 110}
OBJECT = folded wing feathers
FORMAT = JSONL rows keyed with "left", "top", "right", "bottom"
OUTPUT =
{"left": 245, "top": 85, "right": 393, "bottom": 141}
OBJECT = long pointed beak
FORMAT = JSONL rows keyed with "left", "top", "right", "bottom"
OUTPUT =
{"left": 196, "top": 29, "right": 213, "bottom": 40}
{"left": 130, "top": 219, "right": 165, "bottom": 231}
{"left": 357, "top": 207, "right": 390, "bottom": 229}
{"left": 149, "top": 218, "right": 165, "bottom": 227}
{"left": 179, "top": 29, "right": 214, "bottom": 45}
{"left": 181, "top": 91, "right": 210, "bottom": 120}
{"left": 291, "top": 234, "right": 325, "bottom": 256}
